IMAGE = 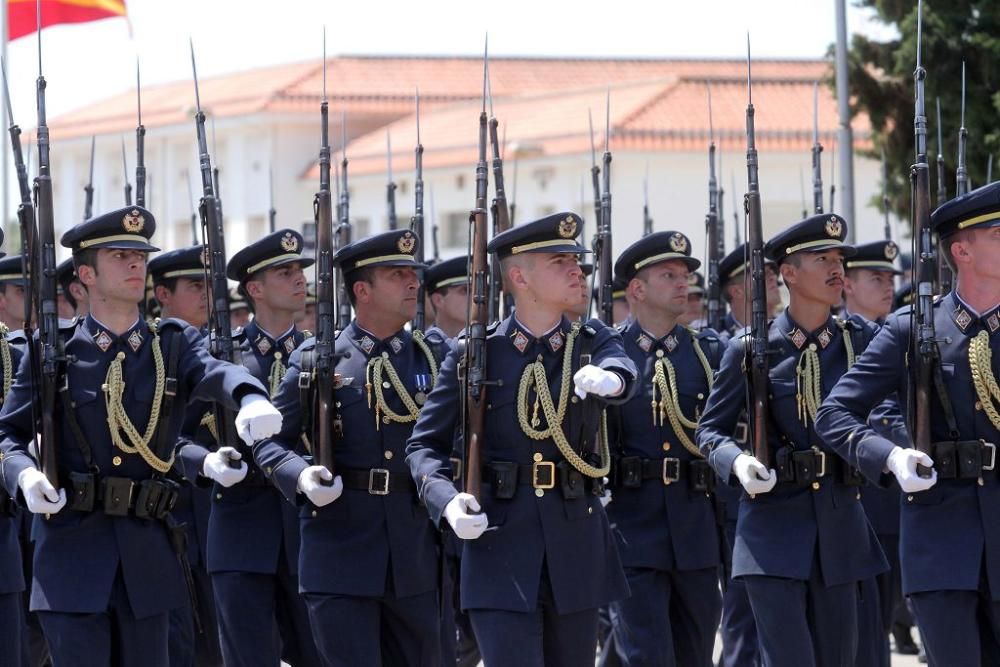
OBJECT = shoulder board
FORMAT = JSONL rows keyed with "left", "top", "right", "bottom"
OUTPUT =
{"left": 422, "top": 329, "right": 446, "bottom": 346}
{"left": 695, "top": 328, "right": 720, "bottom": 341}
{"left": 153, "top": 317, "right": 187, "bottom": 331}
{"left": 6, "top": 328, "right": 28, "bottom": 342}
{"left": 614, "top": 321, "right": 627, "bottom": 333}
{"left": 58, "top": 317, "right": 81, "bottom": 333}
{"left": 302, "top": 329, "right": 314, "bottom": 339}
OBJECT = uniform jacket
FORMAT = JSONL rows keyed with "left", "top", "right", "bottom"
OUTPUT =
{"left": 406, "top": 315, "right": 637, "bottom": 614}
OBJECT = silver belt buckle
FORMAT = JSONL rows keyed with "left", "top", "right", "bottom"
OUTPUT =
{"left": 368, "top": 468, "right": 390, "bottom": 495}
{"left": 813, "top": 448, "right": 827, "bottom": 477}
{"left": 662, "top": 458, "right": 681, "bottom": 485}
{"left": 982, "top": 441, "right": 996, "bottom": 472}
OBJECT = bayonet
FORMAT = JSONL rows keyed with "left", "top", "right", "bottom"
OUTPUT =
{"left": 121, "top": 137, "right": 132, "bottom": 206}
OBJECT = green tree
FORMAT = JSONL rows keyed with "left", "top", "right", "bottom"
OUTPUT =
{"left": 844, "top": 0, "right": 1000, "bottom": 223}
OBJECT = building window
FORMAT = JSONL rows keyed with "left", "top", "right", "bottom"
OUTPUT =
{"left": 443, "top": 211, "right": 470, "bottom": 249}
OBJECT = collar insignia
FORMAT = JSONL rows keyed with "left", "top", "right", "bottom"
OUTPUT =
{"left": 359, "top": 336, "right": 375, "bottom": 355}
{"left": 825, "top": 217, "right": 843, "bottom": 238}
{"left": 664, "top": 334, "right": 679, "bottom": 353}
{"left": 280, "top": 232, "right": 299, "bottom": 252}
{"left": 558, "top": 215, "right": 577, "bottom": 239}
{"left": 94, "top": 330, "right": 112, "bottom": 352}
{"left": 397, "top": 231, "right": 416, "bottom": 254}
{"left": 788, "top": 328, "right": 807, "bottom": 350}
{"left": 256, "top": 336, "right": 272, "bottom": 356}
{"left": 955, "top": 307, "right": 973, "bottom": 332}
{"left": 637, "top": 333, "right": 652, "bottom": 352}
{"left": 122, "top": 209, "right": 145, "bottom": 233}
{"left": 817, "top": 328, "right": 833, "bottom": 349}
{"left": 127, "top": 329, "right": 143, "bottom": 353}
{"left": 547, "top": 330, "right": 564, "bottom": 353}
{"left": 988, "top": 313, "right": 1000, "bottom": 333}
{"left": 669, "top": 232, "right": 688, "bottom": 253}
{"left": 283, "top": 337, "right": 296, "bottom": 354}
{"left": 512, "top": 329, "right": 529, "bottom": 354}
{"left": 390, "top": 336, "right": 403, "bottom": 354}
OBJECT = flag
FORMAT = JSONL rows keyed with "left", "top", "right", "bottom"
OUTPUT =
{"left": 8, "top": 0, "right": 128, "bottom": 41}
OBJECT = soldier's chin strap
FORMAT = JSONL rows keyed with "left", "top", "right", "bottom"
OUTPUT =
{"left": 516, "top": 321, "right": 610, "bottom": 478}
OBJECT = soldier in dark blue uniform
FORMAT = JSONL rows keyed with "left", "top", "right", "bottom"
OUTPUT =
{"left": 0, "top": 255, "right": 30, "bottom": 330}
{"left": 605, "top": 231, "right": 723, "bottom": 666}
{"left": 175, "top": 228, "right": 320, "bottom": 667}
{"left": 679, "top": 270, "right": 705, "bottom": 327}
{"left": 816, "top": 182, "right": 1000, "bottom": 666}
{"left": 842, "top": 239, "right": 909, "bottom": 666}
{"left": 406, "top": 212, "right": 637, "bottom": 666}
{"left": 696, "top": 213, "right": 888, "bottom": 667}
{"left": 0, "top": 205, "right": 280, "bottom": 667}
{"left": 425, "top": 255, "right": 468, "bottom": 340}
{"left": 146, "top": 246, "right": 223, "bottom": 667}
{"left": 254, "top": 229, "right": 449, "bottom": 666}
{"left": 611, "top": 275, "right": 630, "bottom": 327}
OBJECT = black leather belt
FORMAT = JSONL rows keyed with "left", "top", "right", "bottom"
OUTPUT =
{"left": 930, "top": 440, "right": 997, "bottom": 481}
{"left": 614, "top": 456, "right": 715, "bottom": 491}
{"left": 340, "top": 467, "right": 414, "bottom": 495}
{"left": 65, "top": 473, "right": 179, "bottom": 519}
{"left": 483, "top": 460, "right": 604, "bottom": 500}
{"left": 774, "top": 447, "right": 864, "bottom": 488}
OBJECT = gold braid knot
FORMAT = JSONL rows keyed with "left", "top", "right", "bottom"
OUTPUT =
{"left": 0, "top": 322, "right": 11, "bottom": 403}
{"left": 199, "top": 411, "right": 220, "bottom": 444}
{"left": 650, "top": 332, "right": 714, "bottom": 458}
{"left": 516, "top": 322, "right": 610, "bottom": 478}
{"left": 970, "top": 330, "right": 1000, "bottom": 431}
{"left": 364, "top": 330, "right": 439, "bottom": 430}
{"left": 268, "top": 351, "right": 288, "bottom": 398}
{"left": 796, "top": 322, "right": 856, "bottom": 427}
{"left": 102, "top": 322, "right": 172, "bottom": 473}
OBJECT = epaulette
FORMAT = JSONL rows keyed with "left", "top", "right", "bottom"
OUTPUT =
{"left": 614, "top": 321, "right": 628, "bottom": 334}
{"left": 422, "top": 329, "right": 446, "bottom": 346}
{"left": 152, "top": 317, "right": 187, "bottom": 331}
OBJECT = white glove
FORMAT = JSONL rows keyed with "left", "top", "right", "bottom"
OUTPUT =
{"left": 202, "top": 446, "right": 247, "bottom": 488}
{"left": 18, "top": 468, "right": 66, "bottom": 515}
{"left": 296, "top": 466, "right": 343, "bottom": 507}
{"left": 444, "top": 493, "right": 489, "bottom": 540}
{"left": 599, "top": 490, "right": 613, "bottom": 508}
{"left": 573, "top": 365, "right": 624, "bottom": 400}
{"left": 886, "top": 446, "right": 937, "bottom": 493}
{"left": 732, "top": 453, "right": 777, "bottom": 495}
{"left": 235, "top": 394, "right": 282, "bottom": 446}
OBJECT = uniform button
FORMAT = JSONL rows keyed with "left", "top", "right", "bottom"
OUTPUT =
{"left": 588, "top": 507, "right": 593, "bottom": 514}
{"left": 856, "top": 492, "right": 861, "bottom": 500}
{"left": 112, "top": 456, "right": 122, "bottom": 466}
{"left": 311, "top": 510, "right": 318, "bottom": 517}
{"left": 384, "top": 451, "right": 393, "bottom": 460}
{"left": 265, "top": 466, "right": 272, "bottom": 474}
{"left": 907, "top": 495, "right": 914, "bottom": 502}
{"left": 535, "top": 488, "right": 544, "bottom": 498}
{"left": 533, "top": 453, "right": 543, "bottom": 462}
{"left": 662, "top": 442, "right": 671, "bottom": 451}
{"left": 571, "top": 396, "right": 579, "bottom": 404}
{"left": 216, "top": 493, "right": 222, "bottom": 500}
{"left": 881, "top": 418, "right": 889, "bottom": 425}
{"left": 697, "top": 393, "right": 704, "bottom": 400}
{"left": 336, "top": 401, "right": 342, "bottom": 408}
{"left": 811, "top": 482, "right": 820, "bottom": 491}
{"left": 976, "top": 401, "right": 983, "bottom": 411}
{"left": 382, "top": 381, "right": 391, "bottom": 389}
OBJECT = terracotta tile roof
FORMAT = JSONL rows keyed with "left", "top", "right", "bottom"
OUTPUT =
{"left": 313, "top": 72, "right": 872, "bottom": 179}
{"left": 48, "top": 55, "right": 838, "bottom": 141}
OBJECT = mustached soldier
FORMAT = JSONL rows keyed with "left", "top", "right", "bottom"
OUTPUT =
{"left": 406, "top": 212, "right": 638, "bottom": 666}
{"left": 0, "top": 206, "right": 280, "bottom": 666}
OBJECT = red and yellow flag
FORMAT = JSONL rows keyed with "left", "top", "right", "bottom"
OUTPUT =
{"left": 8, "top": 0, "right": 127, "bottom": 41}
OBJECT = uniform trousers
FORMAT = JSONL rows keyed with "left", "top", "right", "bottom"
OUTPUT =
{"left": 718, "top": 519, "right": 759, "bottom": 667}
{"left": 909, "top": 562, "right": 1000, "bottom": 667}
{"left": 303, "top": 588, "right": 440, "bottom": 667}
{"left": 0, "top": 591, "right": 24, "bottom": 666}
{"left": 168, "top": 564, "right": 222, "bottom": 667}
{"left": 38, "top": 569, "right": 170, "bottom": 667}
{"left": 743, "top": 557, "right": 858, "bottom": 667}
{"left": 468, "top": 568, "right": 599, "bottom": 667}
{"left": 609, "top": 566, "right": 721, "bottom": 667}
{"left": 211, "top": 561, "right": 320, "bottom": 667}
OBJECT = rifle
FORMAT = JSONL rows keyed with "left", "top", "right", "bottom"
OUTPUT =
{"left": 717, "top": 148, "right": 726, "bottom": 257}
{"left": 935, "top": 97, "right": 946, "bottom": 207}
{"left": 705, "top": 82, "right": 721, "bottom": 331}
{"left": 744, "top": 37, "right": 770, "bottom": 472}
{"left": 429, "top": 186, "right": 440, "bottom": 262}
{"left": 190, "top": 41, "right": 240, "bottom": 461}
{"left": 335, "top": 111, "right": 353, "bottom": 331}
{"left": 386, "top": 131, "right": 398, "bottom": 231}
{"left": 135, "top": 60, "right": 146, "bottom": 208}
{"left": 588, "top": 109, "right": 602, "bottom": 236}
{"left": 83, "top": 135, "right": 95, "bottom": 221}
{"left": 909, "top": 0, "right": 936, "bottom": 478}
{"left": 811, "top": 82, "right": 824, "bottom": 214}
{"left": 210, "top": 115, "right": 222, "bottom": 218}
{"left": 312, "top": 31, "right": 337, "bottom": 478}
{"left": 881, "top": 147, "right": 892, "bottom": 241}
{"left": 642, "top": 163, "right": 652, "bottom": 237}
{"left": 593, "top": 91, "right": 613, "bottom": 326}
{"left": 268, "top": 163, "right": 277, "bottom": 233}
{"left": 829, "top": 135, "right": 837, "bottom": 213}
{"left": 731, "top": 171, "right": 741, "bottom": 247}
{"left": 462, "top": 43, "right": 491, "bottom": 502}
{"left": 121, "top": 137, "right": 132, "bottom": 206}
{"left": 486, "top": 51, "right": 513, "bottom": 324}
{"left": 799, "top": 168, "right": 808, "bottom": 219}
{"left": 509, "top": 153, "right": 518, "bottom": 226}
{"left": 411, "top": 89, "right": 427, "bottom": 331}
{"left": 956, "top": 63, "right": 969, "bottom": 198}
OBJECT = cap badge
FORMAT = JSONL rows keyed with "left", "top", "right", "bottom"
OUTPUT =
{"left": 669, "top": 232, "right": 688, "bottom": 254}
{"left": 122, "top": 209, "right": 145, "bottom": 233}
{"left": 397, "top": 231, "right": 416, "bottom": 254}
{"left": 280, "top": 232, "right": 299, "bottom": 253}
{"left": 884, "top": 242, "right": 898, "bottom": 260}
{"left": 558, "top": 216, "right": 577, "bottom": 239}
{"left": 825, "top": 217, "right": 843, "bottom": 238}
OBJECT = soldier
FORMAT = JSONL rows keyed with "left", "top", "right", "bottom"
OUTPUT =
{"left": 611, "top": 275, "right": 630, "bottom": 327}
{"left": 424, "top": 255, "right": 469, "bottom": 339}
{"left": 815, "top": 183, "right": 1000, "bottom": 665}
{"left": 714, "top": 242, "right": 782, "bottom": 667}
{"left": 252, "top": 229, "right": 448, "bottom": 666}
{"left": 696, "top": 213, "right": 888, "bottom": 667}
{"left": 678, "top": 271, "right": 705, "bottom": 327}
{"left": 406, "top": 212, "right": 637, "bottom": 666}
{"left": 605, "top": 231, "right": 723, "bottom": 666}
{"left": 0, "top": 255, "right": 29, "bottom": 330}
{"left": 565, "top": 262, "right": 594, "bottom": 322}
{"left": 0, "top": 205, "right": 280, "bottom": 666}
{"left": 146, "top": 246, "right": 223, "bottom": 667}
{"left": 176, "top": 228, "right": 319, "bottom": 667}
{"left": 228, "top": 287, "right": 251, "bottom": 330}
